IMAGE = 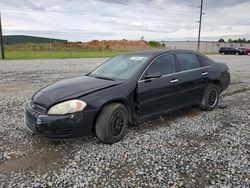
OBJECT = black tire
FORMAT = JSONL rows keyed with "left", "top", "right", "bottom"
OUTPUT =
{"left": 95, "top": 103, "right": 128, "bottom": 144}
{"left": 200, "top": 84, "right": 220, "bottom": 111}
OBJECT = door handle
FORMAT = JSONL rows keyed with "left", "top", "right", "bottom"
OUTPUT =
{"left": 170, "top": 79, "right": 179, "bottom": 83}
{"left": 201, "top": 72, "right": 208, "bottom": 76}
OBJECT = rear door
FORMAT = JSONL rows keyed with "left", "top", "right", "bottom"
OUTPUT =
{"left": 137, "top": 54, "right": 182, "bottom": 119}
{"left": 174, "top": 53, "right": 210, "bottom": 104}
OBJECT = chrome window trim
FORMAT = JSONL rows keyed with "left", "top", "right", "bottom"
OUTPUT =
{"left": 138, "top": 62, "right": 211, "bottom": 83}
{"left": 138, "top": 53, "right": 175, "bottom": 82}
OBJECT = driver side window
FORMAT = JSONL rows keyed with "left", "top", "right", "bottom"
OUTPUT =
{"left": 145, "top": 54, "right": 176, "bottom": 77}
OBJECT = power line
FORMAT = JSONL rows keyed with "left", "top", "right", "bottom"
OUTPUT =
{"left": 203, "top": 1, "right": 250, "bottom": 24}
{"left": 205, "top": 11, "right": 250, "bottom": 25}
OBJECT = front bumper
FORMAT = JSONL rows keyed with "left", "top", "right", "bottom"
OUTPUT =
{"left": 25, "top": 102, "right": 99, "bottom": 139}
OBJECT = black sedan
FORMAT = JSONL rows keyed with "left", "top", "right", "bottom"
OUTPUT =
{"left": 219, "top": 47, "right": 245, "bottom": 55}
{"left": 25, "top": 50, "right": 230, "bottom": 144}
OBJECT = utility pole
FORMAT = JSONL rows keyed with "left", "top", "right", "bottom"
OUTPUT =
{"left": 0, "top": 11, "right": 5, "bottom": 59}
{"left": 197, "top": 0, "right": 203, "bottom": 52}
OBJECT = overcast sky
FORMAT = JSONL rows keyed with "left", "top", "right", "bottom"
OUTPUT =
{"left": 1, "top": 0, "right": 250, "bottom": 41}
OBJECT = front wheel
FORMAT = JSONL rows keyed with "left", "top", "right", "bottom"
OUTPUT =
{"left": 200, "top": 84, "right": 220, "bottom": 111}
{"left": 95, "top": 103, "right": 128, "bottom": 144}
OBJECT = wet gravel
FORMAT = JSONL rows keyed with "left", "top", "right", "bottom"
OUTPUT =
{"left": 0, "top": 55, "right": 250, "bottom": 187}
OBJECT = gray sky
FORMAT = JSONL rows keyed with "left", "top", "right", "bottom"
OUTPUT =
{"left": 1, "top": 0, "right": 250, "bottom": 41}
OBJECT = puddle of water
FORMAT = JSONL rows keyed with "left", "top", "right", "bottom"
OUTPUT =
{"left": 185, "top": 133, "right": 220, "bottom": 144}
{"left": 185, "top": 109, "right": 200, "bottom": 118}
{"left": 0, "top": 149, "right": 64, "bottom": 174}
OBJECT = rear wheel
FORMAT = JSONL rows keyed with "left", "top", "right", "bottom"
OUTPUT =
{"left": 95, "top": 103, "right": 128, "bottom": 144}
{"left": 200, "top": 84, "right": 220, "bottom": 111}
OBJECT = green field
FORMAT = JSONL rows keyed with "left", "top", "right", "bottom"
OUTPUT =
{"left": 4, "top": 50, "right": 123, "bottom": 59}
{"left": 2, "top": 41, "right": 170, "bottom": 59}
{"left": 3, "top": 42, "right": 151, "bottom": 59}
{"left": 4, "top": 50, "right": 218, "bottom": 60}
{"left": 2, "top": 42, "right": 218, "bottom": 59}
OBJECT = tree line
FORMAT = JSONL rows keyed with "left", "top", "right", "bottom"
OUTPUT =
{"left": 218, "top": 38, "right": 250, "bottom": 43}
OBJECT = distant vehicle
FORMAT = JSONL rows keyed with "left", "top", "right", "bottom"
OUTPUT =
{"left": 25, "top": 49, "right": 230, "bottom": 144}
{"left": 236, "top": 48, "right": 247, "bottom": 55}
{"left": 219, "top": 47, "right": 245, "bottom": 55}
{"left": 245, "top": 48, "right": 250, "bottom": 55}
{"left": 219, "top": 47, "right": 235, "bottom": 55}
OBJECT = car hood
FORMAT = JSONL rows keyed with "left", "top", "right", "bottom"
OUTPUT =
{"left": 32, "top": 76, "right": 122, "bottom": 109}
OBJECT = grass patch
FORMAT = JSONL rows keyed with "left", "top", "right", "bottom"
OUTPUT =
{"left": 4, "top": 50, "right": 218, "bottom": 60}
{"left": 5, "top": 51, "right": 122, "bottom": 59}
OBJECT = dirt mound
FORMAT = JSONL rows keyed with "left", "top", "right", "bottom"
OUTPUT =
{"left": 82, "top": 40, "right": 150, "bottom": 49}
{"left": 5, "top": 40, "right": 150, "bottom": 51}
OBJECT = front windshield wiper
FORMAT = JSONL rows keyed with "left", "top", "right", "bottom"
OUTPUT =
{"left": 92, "top": 76, "right": 116, "bottom": 81}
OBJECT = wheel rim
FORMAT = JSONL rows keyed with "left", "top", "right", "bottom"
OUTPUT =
{"left": 207, "top": 88, "right": 218, "bottom": 107}
{"left": 110, "top": 110, "right": 125, "bottom": 137}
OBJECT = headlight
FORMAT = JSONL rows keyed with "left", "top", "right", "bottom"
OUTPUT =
{"left": 47, "top": 99, "right": 87, "bottom": 115}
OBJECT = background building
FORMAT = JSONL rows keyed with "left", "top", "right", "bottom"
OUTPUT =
{"left": 161, "top": 41, "right": 250, "bottom": 53}
{"left": 3, "top": 35, "right": 67, "bottom": 45}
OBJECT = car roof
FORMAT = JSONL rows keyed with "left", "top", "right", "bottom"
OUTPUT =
{"left": 122, "top": 49, "right": 199, "bottom": 56}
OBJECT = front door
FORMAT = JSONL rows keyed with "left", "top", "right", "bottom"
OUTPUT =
{"left": 137, "top": 54, "right": 182, "bottom": 120}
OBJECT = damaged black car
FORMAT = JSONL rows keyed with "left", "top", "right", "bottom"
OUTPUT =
{"left": 25, "top": 49, "right": 230, "bottom": 144}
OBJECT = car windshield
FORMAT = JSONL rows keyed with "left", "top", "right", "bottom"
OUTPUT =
{"left": 89, "top": 54, "right": 150, "bottom": 80}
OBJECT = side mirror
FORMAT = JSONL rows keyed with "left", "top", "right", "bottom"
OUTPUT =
{"left": 143, "top": 71, "right": 161, "bottom": 80}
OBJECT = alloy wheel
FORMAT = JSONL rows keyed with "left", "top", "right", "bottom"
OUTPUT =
{"left": 207, "top": 88, "right": 218, "bottom": 107}
{"left": 109, "top": 110, "right": 125, "bottom": 137}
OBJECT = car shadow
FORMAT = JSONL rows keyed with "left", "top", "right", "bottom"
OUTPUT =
{"left": 129, "top": 106, "right": 203, "bottom": 134}
{"left": 25, "top": 106, "right": 206, "bottom": 147}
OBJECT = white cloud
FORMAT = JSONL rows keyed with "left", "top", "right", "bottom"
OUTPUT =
{"left": 1, "top": 0, "right": 250, "bottom": 41}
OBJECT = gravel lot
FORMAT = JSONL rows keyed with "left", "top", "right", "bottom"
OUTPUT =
{"left": 0, "top": 55, "right": 249, "bottom": 188}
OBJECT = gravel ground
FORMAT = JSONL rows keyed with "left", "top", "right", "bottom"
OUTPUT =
{"left": 0, "top": 55, "right": 249, "bottom": 188}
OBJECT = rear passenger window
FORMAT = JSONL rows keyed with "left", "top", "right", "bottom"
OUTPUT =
{"left": 146, "top": 54, "right": 176, "bottom": 76}
{"left": 176, "top": 53, "right": 200, "bottom": 71}
{"left": 198, "top": 55, "right": 211, "bottom": 66}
